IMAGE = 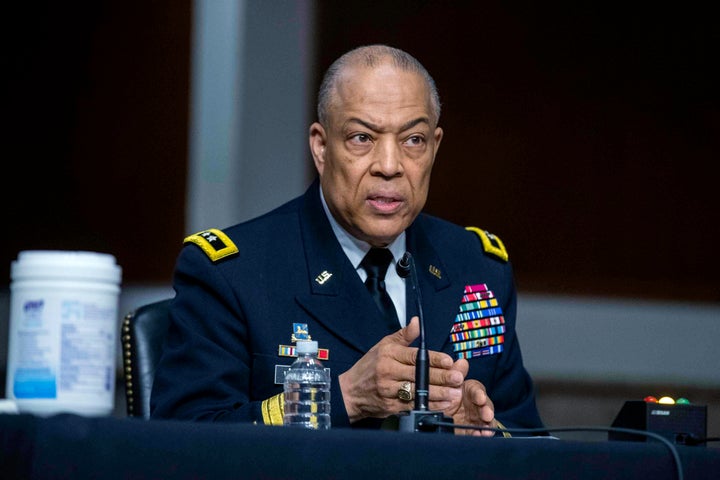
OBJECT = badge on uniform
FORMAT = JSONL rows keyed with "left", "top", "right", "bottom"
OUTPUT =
{"left": 449, "top": 284, "right": 505, "bottom": 359}
{"left": 465, "top": 227, "right": 509, "bottom": 262}
{"left": 275, "top": 323, "right": 330, "bottom": 384}
{"left": 290, "top": 323, "right": 310, "bottom": 342}
{"left": 183, "top": 228, "right": 239, "bottom": 262}
{"left": 315, "top": 270, "right": 333, "bottom": 285}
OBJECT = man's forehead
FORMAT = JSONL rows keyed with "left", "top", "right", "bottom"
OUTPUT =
{"left": 337, "top": 61, "right": 424, "bottom": 90}
{"left": 329, "top": 64, "right": 434, "bottom": 124}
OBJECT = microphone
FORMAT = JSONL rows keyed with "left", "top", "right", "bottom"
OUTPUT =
{"left": 382, "top": 252, "right": 453, "bottom": 433}
{"left": 396, "top": 253, "right": 429, "bottom": 411}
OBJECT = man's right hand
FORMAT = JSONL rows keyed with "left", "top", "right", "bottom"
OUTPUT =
{"left": 338, "top": 317, "right": 464, "bottom": 423}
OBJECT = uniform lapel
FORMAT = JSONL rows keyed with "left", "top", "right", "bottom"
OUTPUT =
{"left": 406, "top": 219, "right": 460, "bottom": 352}
{"left": 294, "top": 182, "right": 399, "bottom": 353}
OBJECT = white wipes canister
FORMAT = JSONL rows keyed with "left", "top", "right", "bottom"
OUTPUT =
{"left": 6, "top": 250, "right": 122, "bottom": 416}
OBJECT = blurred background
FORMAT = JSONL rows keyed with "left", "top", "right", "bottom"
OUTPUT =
{"left": 2, "top": 1, "right": 718, "bottom": 440}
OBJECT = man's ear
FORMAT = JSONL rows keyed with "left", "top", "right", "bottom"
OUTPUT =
{"left": 433, "top": 126, "right": 444, "bottom": 157}
{"left": 309, "top": 122, "right": 327, "bottom": 174}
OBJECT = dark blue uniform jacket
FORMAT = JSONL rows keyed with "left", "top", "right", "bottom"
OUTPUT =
{"left": 151, "top": 180, "right": 543, "bottom": 430}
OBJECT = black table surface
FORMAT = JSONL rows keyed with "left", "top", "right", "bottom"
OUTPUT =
{"left": 1, "top": 413, "right": 718, "bottom": 479}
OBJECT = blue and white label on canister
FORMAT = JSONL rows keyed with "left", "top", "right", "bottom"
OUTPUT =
{"left": 6, "top": 251, "right": 122, "bottom": 416}
{"left": 12, "top": 298, "right": 56, "bottom": 399}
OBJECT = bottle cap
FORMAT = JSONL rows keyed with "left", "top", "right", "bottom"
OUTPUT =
{"left": 295, "top": 340, "right": 318, "bottom": 354}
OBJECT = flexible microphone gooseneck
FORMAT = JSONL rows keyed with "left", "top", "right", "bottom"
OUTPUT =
{"left": 383, "top": 252, "right": 453, "bottom": 433}
{"left": 396, "top": 252, "right": 429, "bottom": 411}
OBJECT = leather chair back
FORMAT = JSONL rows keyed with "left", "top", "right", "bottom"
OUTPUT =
{"left": 120, "top": 298, "right": 172, "bottom": 418}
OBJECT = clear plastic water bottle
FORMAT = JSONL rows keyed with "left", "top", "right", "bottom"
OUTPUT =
{"left": 283, "top": 340, "right": 331, "bottom": 429}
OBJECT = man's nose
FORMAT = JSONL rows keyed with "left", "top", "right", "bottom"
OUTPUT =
{"left": 372, "top": 139, "right": 403, "bottom": 177}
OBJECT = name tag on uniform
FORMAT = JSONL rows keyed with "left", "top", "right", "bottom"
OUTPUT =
{"left": 273, "top": 364, "right": 331, "bottom": 385}
{"left": 274, "top": 365, "right": 291, "bottom": 384}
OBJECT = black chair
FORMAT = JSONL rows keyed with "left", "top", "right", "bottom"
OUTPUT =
{"left": 120, "top": 298, "right": 173, "bottom": 419}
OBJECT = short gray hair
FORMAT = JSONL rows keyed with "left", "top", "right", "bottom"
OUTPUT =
{"left": 317, "top": 45, "right": 441, "bottom": 126}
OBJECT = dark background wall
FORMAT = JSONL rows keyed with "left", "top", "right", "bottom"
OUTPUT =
{"left": 2, "top": 2, "right": 191, "bottom": 286}
{"left": 3, "top": 1, "right": 718, "bottom": 304}
{"left": 314, "top": 0, "right": 719, "bottom": 303}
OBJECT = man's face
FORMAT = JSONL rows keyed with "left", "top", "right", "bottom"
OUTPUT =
{"left": 309, "top": 62, "right": 443, "bottom": 247}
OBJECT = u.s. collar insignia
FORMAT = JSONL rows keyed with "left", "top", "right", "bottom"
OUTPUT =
{"left": 428, "top": 265, "right": 442, "bottom": 279}
{"left": 315, "top": 270, "right": 333, "bottom": 285}
{"left": 183, "top": 228, "right": 239, "bottom": 262}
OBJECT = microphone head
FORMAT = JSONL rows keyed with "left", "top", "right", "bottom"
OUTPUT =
{"left": 396, "top": 252, "right": 412, "bottom": 278}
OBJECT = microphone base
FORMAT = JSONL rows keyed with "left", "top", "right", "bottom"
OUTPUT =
{"left": 382, "top": 410, "right": 454, "bottom": 433}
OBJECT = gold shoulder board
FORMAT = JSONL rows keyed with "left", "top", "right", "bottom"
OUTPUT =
{"left": 183, "top": 228, "right": 239, "bottom": 262}
{"left": 465, "top": 226, "right": 509, "bottom": 262}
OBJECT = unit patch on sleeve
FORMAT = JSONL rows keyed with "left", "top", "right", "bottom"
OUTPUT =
{"left": 465, "top": 226, "right": 509, "bottom": 262}
{"left": 183, "top": 228, "right": 239, "bottom": 262}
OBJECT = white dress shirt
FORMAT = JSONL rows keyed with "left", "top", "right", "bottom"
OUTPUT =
{"left": 319, "top": 186, "right": 407, "bottom": 327}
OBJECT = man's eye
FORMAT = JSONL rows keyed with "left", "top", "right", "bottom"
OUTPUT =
{"left": 351, "top": 133, "right": 371, "bottom": 143}
{"left": 405, "top": 135, "right": 425, "bottom": 146}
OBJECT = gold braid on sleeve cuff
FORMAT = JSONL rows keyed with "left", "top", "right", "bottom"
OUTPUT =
{"left": 495, "top": 419, "right": 512, "bottom": 438}
{"left": 261, "top": 393, "right": 285, "bottom": 426}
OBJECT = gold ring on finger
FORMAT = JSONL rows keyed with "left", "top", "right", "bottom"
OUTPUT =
{"left": 397, "top": 381, "right": 413, "bottom": 402}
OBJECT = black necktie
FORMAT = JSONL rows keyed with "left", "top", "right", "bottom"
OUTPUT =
{"left": 361, "top": 248, "right": 399, "bottom": 328}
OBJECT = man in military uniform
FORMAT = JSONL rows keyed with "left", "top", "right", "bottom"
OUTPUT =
{"left": 151, "top": 45, "right": 543, "bottom": 433}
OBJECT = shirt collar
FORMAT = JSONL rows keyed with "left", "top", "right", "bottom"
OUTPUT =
{"left": 319, "top": 184, "right": 406, "bottom": 268}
